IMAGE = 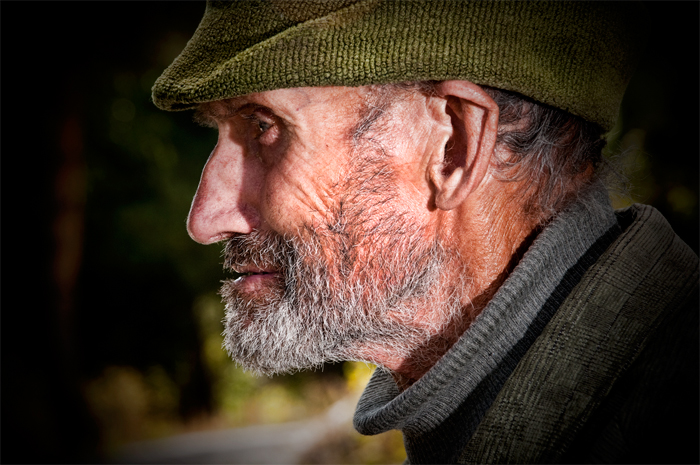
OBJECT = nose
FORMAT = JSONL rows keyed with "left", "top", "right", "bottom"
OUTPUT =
{"left": 187, "top": 140, "right": 259, "bottom": 244}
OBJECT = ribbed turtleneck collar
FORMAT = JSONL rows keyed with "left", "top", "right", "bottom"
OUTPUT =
{"left": 353, "top": 183, "right": 620, "bottom": 464}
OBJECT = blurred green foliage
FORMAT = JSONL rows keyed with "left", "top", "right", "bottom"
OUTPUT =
{"left": 605, "top": 4, "right": 699, "bottom": 248}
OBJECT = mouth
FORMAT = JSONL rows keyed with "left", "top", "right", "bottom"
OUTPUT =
{"left": 232, "top": 266, "right": 277, "bottom": 277}
{"left": 234, "top": 270, "right": 276, "bottom": 280}
{"left": 231, "top": 268, "right": 280, "bottom": 292}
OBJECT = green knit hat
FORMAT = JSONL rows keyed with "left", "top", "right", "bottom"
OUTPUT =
{"left": 152, "top": 0, "right": 647, "bottom": 131}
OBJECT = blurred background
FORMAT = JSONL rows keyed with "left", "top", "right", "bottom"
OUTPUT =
{"left": 2, "top": 2, "right": 697, "bottom": 463}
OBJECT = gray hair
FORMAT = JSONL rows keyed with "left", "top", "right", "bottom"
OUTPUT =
{"left": 482, "top": 86, "right": 606, "bottom": 224}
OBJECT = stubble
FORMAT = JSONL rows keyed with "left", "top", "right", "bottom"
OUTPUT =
{"left": 220, "top": 154, "right": 469, "bottom": 377}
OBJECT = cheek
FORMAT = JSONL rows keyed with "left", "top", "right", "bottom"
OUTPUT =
{"left": 260, "top": 154, "right": 344, "bottom": 232}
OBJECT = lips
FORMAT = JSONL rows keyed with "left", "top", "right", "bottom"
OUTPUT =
{"left": 233, "top": 266, "right": 276, "bottom": 277}
{"left": 234, "top": 270, "right": 275, "bottom": 281}
{"left": 231, "top": 269, "right": 279, "bottom": 293}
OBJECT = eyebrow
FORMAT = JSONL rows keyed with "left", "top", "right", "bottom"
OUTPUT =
{"left": 193, "top": 98, "right": 253, "bottom": 128}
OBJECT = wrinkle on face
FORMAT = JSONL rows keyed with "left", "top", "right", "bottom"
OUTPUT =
{"left": 197, "top": 87, "right": 373, "bottom": 235}
{"left": 195, "top": 83, "right": 548, "bottom": 383}
{"left": 198, "top": 85, "right": 484, "bottom": 381}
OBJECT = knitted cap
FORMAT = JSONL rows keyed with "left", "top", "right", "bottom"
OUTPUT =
{"left": 152, "top": 0, "right": 647, "bottom": 131}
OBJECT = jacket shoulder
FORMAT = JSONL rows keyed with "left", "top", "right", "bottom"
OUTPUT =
{"left": 460, "top": 204, "right": 699, "bottom": 464}
{"left": 562, "top": 204, "right": 699, "bottom": 463}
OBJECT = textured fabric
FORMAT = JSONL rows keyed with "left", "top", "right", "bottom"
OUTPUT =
{"left": 152, "top": 0, "right": 648, "bottom": 131}
{"left": 353, "top": 198, "right": 699, "bottom": 464}
{"left": 354, "top": 183, "right": 620, "bottom": 464}
{"left": 460, "top": 205, "right": 699, "bottom": 464}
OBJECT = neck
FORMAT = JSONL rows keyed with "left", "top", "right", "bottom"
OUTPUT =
{"left": 383, "top": 185, "right": 540, "bottom": 386}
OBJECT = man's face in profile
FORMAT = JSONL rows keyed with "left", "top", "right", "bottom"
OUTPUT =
{"left": 188, "top": 86, "right": 468, "bottom": 375}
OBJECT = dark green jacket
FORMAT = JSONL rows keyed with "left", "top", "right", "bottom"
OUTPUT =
{"left": 460, "top": 204, "right": 699, "bottom": 463}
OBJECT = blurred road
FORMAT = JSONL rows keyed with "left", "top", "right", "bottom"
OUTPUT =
{"left": 114, "top": 396, "right": 357, "bottom": 464}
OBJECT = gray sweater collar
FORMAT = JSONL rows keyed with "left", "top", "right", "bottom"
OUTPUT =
{"left": 354, "top": 184, "right": 619, "bottom": 463}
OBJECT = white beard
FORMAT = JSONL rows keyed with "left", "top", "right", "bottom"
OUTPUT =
{"left": 220, "top": 157, "right": 469, "bottom": 376}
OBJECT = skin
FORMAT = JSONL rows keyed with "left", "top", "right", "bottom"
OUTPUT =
{"left": 188, "top": 81, "right": 538, "bottom": 383}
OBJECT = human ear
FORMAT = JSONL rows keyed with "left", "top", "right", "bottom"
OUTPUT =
{"left": 428, "top": 80, "right": 499, "bottom": 211}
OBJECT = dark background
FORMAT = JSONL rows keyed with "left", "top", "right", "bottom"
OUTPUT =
{"left": 2, "top": 2, "right": 698, "bottom": 463}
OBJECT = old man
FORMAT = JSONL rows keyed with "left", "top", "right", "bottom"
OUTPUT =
{"left": 152, "top": 1, "right": 698, "bottom": 463}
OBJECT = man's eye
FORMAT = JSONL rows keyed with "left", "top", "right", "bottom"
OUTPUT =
{"left": 241, "top": 112, "right": 274, "bottom": 139}
{"left": 256, "top": 119, "right": 271, "bottom": 134}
